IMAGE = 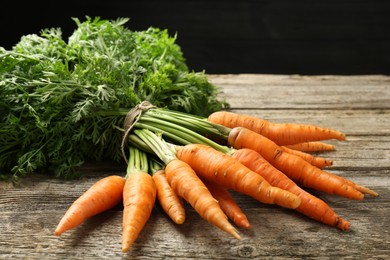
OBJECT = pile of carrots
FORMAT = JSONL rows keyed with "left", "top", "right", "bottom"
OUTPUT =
{"left": 54, "top": 102, "right": 378, "bottom": 253}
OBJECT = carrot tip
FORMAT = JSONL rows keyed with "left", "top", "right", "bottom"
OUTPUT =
{"left": 54, "top": 227, "right": 64, "bottom": 236}
{"left": 326, "top": 160, "right": 333, "bottom": 166}
{"left": 240, "top": 223, "right": 251, "bottom": 229}
{"left": 232, "top": 231, "right": 242, "bottom": 240}
{"left": 122, "top": 242, "right": 133, "bottom": 253}
{"left": 174, "top": 217, "right": 186, "bottom": 225}
{"left": 336, "top": 218, "right": 351, "bottom": 231}
{"left": 355, "top": 184, "right": 379, "bottom": 197}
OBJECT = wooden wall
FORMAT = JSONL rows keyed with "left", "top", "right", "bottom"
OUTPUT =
{"left": 2, "top": 1, "right": 389, "bottom": 75}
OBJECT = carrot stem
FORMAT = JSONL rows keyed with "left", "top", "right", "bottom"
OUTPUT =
{"left": 126, "top": 145, "right": 148, "bottom": 177}
{"left": 145, "top": 108, "right": 230, "bottom": 139}
{"left": 136, "top": 116, "right": 230, "bottom": 154}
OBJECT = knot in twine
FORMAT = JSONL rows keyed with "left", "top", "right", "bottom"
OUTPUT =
{"left": 121, "top": 101, "right": 156, "bottom": 163}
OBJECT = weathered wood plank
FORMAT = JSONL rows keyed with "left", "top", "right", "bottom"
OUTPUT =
{"left": 0, "top": 172, "right": 388, "bottom": 259}
{"left": 210, "top": 74, "right": 390, "bottom": 109}
{"left": 0, "top": 74, "right": 389, "bottom": 259}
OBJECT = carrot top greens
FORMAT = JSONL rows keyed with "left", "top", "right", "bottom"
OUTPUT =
{"left": 0, "top": 17, "right": 228, "bottom": 180}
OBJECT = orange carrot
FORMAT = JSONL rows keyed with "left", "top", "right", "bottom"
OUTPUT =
{"left": 122, "top": 172, "right": 156, "bottom": 252}
{"left": 165, "top": 159, "right": 241, "bottom": 239}
{"left": 232, "top": 148, "right": 351, "bottom": 230}
{"left": 122, "top": 147, "right": 157, "bottom": 253}
{"left": 150, "top": 160, "right": 186, "bottom": 225}
{"left": 228, "top": 126, "right": 377, "bottom": 200}
{"left": 284, "top": 141, "right": 336, "bottom": 152}
{"left": 204, "top": 180, "right": 251, "bottom": 229}
{"left": 208, "top": 111, "right": 346, "bottom": 145}
{"left": 54, "top": 175, "right": 125, "bottom": 236}
{"left": 281, "top": 146, "right": 333, "bottom": 168}
{"left": 176, "top": 143, "right": 302, "bottom": 210}
{"left": 134, "top": 129, "right": 241, "bottom": 240}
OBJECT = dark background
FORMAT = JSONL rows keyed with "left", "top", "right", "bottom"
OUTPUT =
{"left": 1, "top": 0, "right": 390, "bottom": 75}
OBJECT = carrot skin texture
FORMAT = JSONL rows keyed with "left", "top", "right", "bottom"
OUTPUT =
{"left": 54, "top": 175, "right": 125, "bottom": 236}
{"left": 204, "top": 180, "right": 251, "bottom": 229}
{"left": 228, "top": 127, "right": 364, "bottom": 200}
{"left": 281, "top": 146, "right": 333, "bottom": 168}
{"left": 284, "top": 141, "right": 336, "bottom": 152}
{"left": 152, "top": 169, "right": 186, "bottom": 224}
{"left": 165, "top": 159, "right": 241, "bottom": 240}
{"left": 176, "top": 143, "right": 302, "bottom": 210}
{"left": 208, "top": 111, "right": 346, "bottom": 145}
{"left": 122, "top": 172, "right": 157, "bottom": 252}
{"left": 232, "top": 148, "right": 351, "bottom": 231}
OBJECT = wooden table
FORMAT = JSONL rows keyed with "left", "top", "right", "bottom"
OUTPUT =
{"left": 1, "top": 74, "right": 389, "bottom": 259}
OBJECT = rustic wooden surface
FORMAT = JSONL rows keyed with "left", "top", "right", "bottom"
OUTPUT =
{"left": 1, "top": 74, "right": 389, "bottom": 259}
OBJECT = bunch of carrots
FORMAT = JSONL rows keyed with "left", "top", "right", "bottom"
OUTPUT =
{"left": 54, "top": 101, "right": 378, "bottom": 253}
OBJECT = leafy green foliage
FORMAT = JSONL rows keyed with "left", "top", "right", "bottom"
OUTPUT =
{"left": 0, "top": 16, "right": 228, "bottom": 180}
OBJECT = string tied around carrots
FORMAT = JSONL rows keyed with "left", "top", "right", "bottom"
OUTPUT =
{"left": 121, "top": 100, "right": 156, "bottom": 163}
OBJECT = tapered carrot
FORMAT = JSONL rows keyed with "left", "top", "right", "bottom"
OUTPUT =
{"left": 281, "top": 146, "right": 333, "bottom": 168}
{"left": 232, "top": 148, "right": 350, "bottom": 230}
{"left": 284, "top": 141, "right": 336, "bottom": 152}
{"left": 122, "top": 147, "right": 157, "bottom": 253}
{"left": 204, "top": 180, "right": 251, "bottom": 229}
{"left": 228, "top": 126, "right": 377, "bottom": 199}
{"left": 133, "top": 129, "right": 241, "bottom": 240}
{"left": 207, "top": 111, "right": 346, "bottom": 145}
{"left": 176, "top": 143, "right": 301, "bottom": 210}
{"left": 54, "top": 175, "right": 125, "bottom": 236}
{"left": 150, "top": 159, "right": 186, "bottom": 224}
{"left": 166, "top": 159, "right": 241, "bottom": 239}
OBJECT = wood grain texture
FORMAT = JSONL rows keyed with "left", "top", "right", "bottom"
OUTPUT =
{"left": 1, "top": 74, "right": 389, "bottom": 259}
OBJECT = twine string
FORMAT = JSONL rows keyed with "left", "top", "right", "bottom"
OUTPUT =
{"left": 120, "top": 101, "right": 156, "bottom": 163}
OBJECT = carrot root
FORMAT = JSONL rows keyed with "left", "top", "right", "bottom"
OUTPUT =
{"left": 281, "top": 146, "right": 333, "bottom": 168}
{"left": 122, "top": 172, "right": 157, "bottom": 253}
{"left": 153, "top": 169, "right": 186, "bottom": 224}
{"left": 204, "top": 180, "right": 251, "bottom": 229}
{"left": 165, "top": 159, "right": 241, "bottom": 240}
{"left": 54, "top": 175, "right": 125, "bottom": 236}
{"left": 208, "top": 111, "right": 346, "bottom": 145}
{"left": 285, "top": 141, "right": 336, "bottom": 152}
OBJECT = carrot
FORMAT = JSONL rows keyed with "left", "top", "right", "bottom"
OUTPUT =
{"left": 284, "top": 141, "right": 336, "bottom": 152}
{"left": 203, "top": 180, "right": 251, "bottom": 229}
{"left": 54, "top": 175, "right": 125, "bottom": 236}
{"left": 228, "top": 126, "right": 377, "bottom": 200}
{"left": 281, "top": 146, "right": 333, "bottom": 168}
{"left": 122, "top": 147, "right": 157, "bottom": 252}
{"left": 134, "top": 129, "right": 241, "bottom": 240}
{"left": 150, "top": 159, "right": 186, "bottom": 225}
{"left": 232, "top": 148, "right": 351, "bottom": 230}
{"left": 207, "top": 111, "right": 346, "bottom": 145}
{"left": 176, "top": 143, "right": 302, "bottom": 210}
{"left": 165, "top": 159, "right": 241, "bottom": 239}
